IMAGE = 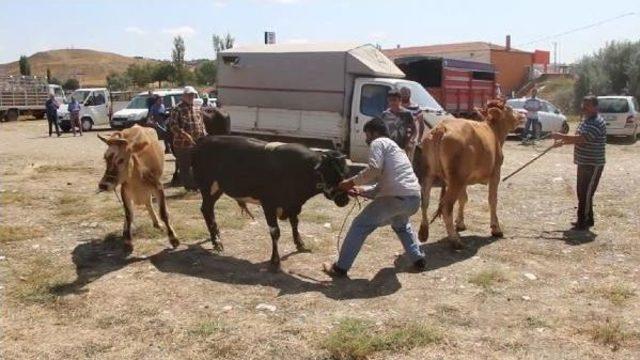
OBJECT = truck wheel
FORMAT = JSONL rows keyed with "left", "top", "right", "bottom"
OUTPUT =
{"left": 81, "top": 118, "right": 93, "bottom": 132}
{"left": 5, "top": 109, "right": 19, "bottom": 122}
{"left": 561, "top": 121, "right": 570, "bottom": 134}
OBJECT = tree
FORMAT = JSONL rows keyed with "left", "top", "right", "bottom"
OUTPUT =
{"left": 573, "top": 40, "right": 640, "bottom": 110}
{"left": 106, "top": 72, "right": 132, "bottom": 91}
{"left": 212, "top": 33, "right": 235, "bottom": 53}
{"left": 46, "top": 68, "right": 52, "bottom": 82}
{"left": 63, "top": 78, "right": 80, "bottom": 91}
{"left": 19, "top": 55, "right": 31, "bottom": 76}
{"left": 152, "top": 62, "right": 175, "bottom": 87}
{"left": 194, "top": 60, "right": 217, "bottom": 86}
{"left": 126, "top": 63, "right": 153, "bottom": 88}
{"left": 172, "top": 36, "right": 187, "bottom": 86}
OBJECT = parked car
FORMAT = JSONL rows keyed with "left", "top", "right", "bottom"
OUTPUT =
{"left": 597, "top": 96, "right": 639, "bottom": 142}
{"left": 110, "top": 89, "right": 202, "bottom": 129}
{"left": 506, "top": 97, "right": 569, "bottom": 135}
{"left": 58, "top": 88, "right": 111, "bottom": 132}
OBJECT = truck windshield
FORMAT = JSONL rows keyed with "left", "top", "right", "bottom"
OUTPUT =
{"left": 399, "top": 82, "right": 443, "bottom": 111}
{"left": 70, "top": 90, "right": 91, "bottom": 103}
{"left": 127, "top": 95, "right": 151, "bottom": 109}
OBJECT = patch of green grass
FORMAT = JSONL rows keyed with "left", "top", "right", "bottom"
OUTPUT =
{"left": 0, "top": 225, "right": 44, "bottom": 243}
{"left": 525, "top": 316, "right": 550, "bottom": 329}
{"left": 9, "top": 256, "right": 72, "bottom": 304}
{"left": 322, "top": 318, "right": 442, "bottom": 360}
{"left": 600, "top": 284, "right": 635, "bottom": 306}
{"left": 468, "top": 268, "right": 507, "bottom": 290}
{"left": 189, "top": 318, "right": 227, "bottom": 337}
{"left": 590, "top": 320, "right": 632, "bottom": 350}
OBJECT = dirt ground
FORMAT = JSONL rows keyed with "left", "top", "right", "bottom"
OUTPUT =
{"left": 1, "top": 120, "right": 639, "bottom": 359}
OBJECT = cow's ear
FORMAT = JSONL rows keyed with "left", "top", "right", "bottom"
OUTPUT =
{"left": 487, "top": 107, "right": 503, "bottom": 123}
{"left": 130, "top": 141, "right": 149, "bottom": 153}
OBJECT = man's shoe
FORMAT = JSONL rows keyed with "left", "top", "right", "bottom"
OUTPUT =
{"left": 322, "top": 262, "right": 347, "bottom": 278}
{"left": 413, "top": 258, "right": 427, "bottom": 272}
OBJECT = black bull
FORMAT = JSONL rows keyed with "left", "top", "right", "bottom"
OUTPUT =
{"left": 191, "top": 135, "right": 350, "bottom": 268}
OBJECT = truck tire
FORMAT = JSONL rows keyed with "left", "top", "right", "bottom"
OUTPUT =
{"left": 81, "top": 117, "right": 93, "bottom": 132}
{"left": 33, "top": 110, "right": 46, "bottom": 120}
{"left": 5, "top": 109, "right": 19, "bottom": 122}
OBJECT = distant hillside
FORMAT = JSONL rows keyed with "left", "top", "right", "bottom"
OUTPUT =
{"left": 0, "top": 49, "right": 159, "bottom": 86}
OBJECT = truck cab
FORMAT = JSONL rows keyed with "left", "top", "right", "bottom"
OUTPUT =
{"left": 350, "top": 77, "right": 445, "bottom": 161}
{"left": 58, "top": 88, "right": 111, "bottom": 132}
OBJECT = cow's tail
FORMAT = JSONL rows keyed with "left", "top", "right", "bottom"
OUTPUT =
{"left": 427, "top": 126, "right": 447, "bottom": 224}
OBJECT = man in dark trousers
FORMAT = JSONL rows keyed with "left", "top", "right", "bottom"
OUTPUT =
{"left": 552, "top": 95, "right": 606, "bottom": 230}
{"left": 45, "top": 94, "right": 61, "bottom": 137}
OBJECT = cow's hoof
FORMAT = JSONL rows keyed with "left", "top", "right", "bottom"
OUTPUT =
{"left": 449, "top": 240, "right": 465, "bottom": 250}
{"left": 418, "top": 225, "right": 429, "bottom": 243}
{"left": 212, "top": 241, "right": 224, "bottom": 252}
{"left": 123, "top": 242, "right": 134, "bottom": 254}
{"left": 455, "top": 223, "right": 467, "bottom": 232}
{"left": 153, "top": 223, "right": 162, "bottom": 230}
{"left": 491, "top": 231, "right": 504, "bottom": 238}
{"left": 169, "top": 237, "right": 180, "bottom": 249}
{"left": 296, "top": 244, "right": 311, "bottom": 253}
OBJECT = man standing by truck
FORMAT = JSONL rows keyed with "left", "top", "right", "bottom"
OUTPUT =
{"left": 45, "top": 94, "right": 61, "bottom": 137}
{"left": 68, "top": 96, "right": 82, "bottom": 136}
{"left": 381, "top": 90, "right": 417, "bottom": 161}
{"left": 522, "top": 88, "right": 542, "bottom": 143}
{"left": 169, "top": 86, "right": 206, "bottom": 190}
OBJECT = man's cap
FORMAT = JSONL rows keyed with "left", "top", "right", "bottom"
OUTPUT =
{"left": 183, "top": 86, "right": 198, "bottom": 95}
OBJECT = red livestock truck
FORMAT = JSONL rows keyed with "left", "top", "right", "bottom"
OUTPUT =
{"left": 393, "top": 56, "right": 498, "bottom": 116}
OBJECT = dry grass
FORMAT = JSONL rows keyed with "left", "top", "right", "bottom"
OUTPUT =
{"left": 322, "top": 318, "right": 442, "bottom": 359}
{"left": 468, "top": 268, "right": 508, "bottom": 290}
{"left": 599, "top": 284, "right": 636, "bottom": 306}
{"left": 0, "top": 225, "right": 44, "bottom": 243}
{"left": 34, "top": 163, "right": 94, "bottom": 174}
{"left": 8, "top": 256, "right": 73, "bottom": 304}
{"left": 0, "top": 191, "right": 35, "bottom": 206}
{"left": 589, "top": 320, "right": 634, "bottom": 350}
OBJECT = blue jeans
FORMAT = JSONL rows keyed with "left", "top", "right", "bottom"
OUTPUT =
{"left": 522, "top": 117, "right": 540, "bottom": 139}
{"left": 336, "top": 196, "right": 425, "bottom": 271}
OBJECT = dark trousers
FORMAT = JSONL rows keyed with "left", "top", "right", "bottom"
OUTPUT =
{"left": 576, "top": 164, "right": 604, "bottom": 225}
{"left": 174, "top": 147, "right": 197, "bottom": 190}
{"left": 47, "top": 114, "right": 60, "bottom": 136}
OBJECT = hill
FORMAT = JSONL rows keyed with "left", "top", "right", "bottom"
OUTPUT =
{"left": 0, "top": 49, "right": 159, "bottom": 86}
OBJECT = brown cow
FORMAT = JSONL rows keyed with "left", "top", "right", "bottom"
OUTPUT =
{"left": 418, "top": 100, "right": 522, "bottom": 248}
{"left": 97, "top": 125, "right": 178, "bottom": 252}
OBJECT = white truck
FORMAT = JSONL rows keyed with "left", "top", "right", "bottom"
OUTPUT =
{"left": 57, "top": 88, "right": 111, "bottom": 132}
{"left": 217, "top": 43, "right": 447, "bottom": 162}
{"left": 0, "top": 76, "right": 65, "bottom": 121}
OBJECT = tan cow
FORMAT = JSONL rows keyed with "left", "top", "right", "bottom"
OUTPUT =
{"left": 418, "top": 100, "right": 521, "bottom": 248}
{"left": 97, "top": 125, "right": 178, "bottom": 252}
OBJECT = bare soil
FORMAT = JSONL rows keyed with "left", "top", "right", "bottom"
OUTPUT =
{"left": 1, "top": 121, "right": 639, "bottom": 359}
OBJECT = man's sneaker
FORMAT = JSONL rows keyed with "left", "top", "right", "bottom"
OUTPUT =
{"left": 413, "top": 258, "right": 426, "bottom": 271}
{"left": 322, "top": 262, "right": 347, "bottom": 278}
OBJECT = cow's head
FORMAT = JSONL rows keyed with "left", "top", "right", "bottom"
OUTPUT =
{"left": 97, "top": 132, "right": 148, "bottom": 191}
{"left": 315, "top": 151, "right": 350, "bottom": 207}
{"left": 484, "top": 99, "right": 522, "bottom": 137}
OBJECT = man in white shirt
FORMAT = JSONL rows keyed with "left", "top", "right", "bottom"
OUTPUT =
{"left": 522, "top": 88, "right": 543, "bottom": 141}
{"left": 322, "top": 118, "right": 426, "bottom": 277}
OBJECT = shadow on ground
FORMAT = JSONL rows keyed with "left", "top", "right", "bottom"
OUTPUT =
{"left": 52, "top": 233, "right": 502, "bottom": 300}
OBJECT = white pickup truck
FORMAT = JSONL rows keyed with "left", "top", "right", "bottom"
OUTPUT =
{"left": 217, "top": 43, "right": 447, "bottom": 163}
{"left": 57, "top": 88, "right": 111, "bottom": 132}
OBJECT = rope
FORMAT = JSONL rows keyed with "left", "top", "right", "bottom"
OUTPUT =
{"left": 335, "top": 195, "right": 364, "bottom": 254}
{"left": 502, "top": 143, "right": 557, "bottom": 182}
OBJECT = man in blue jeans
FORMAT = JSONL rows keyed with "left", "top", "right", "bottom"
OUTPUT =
{"left": 323, "top": 118, "right": 426, "bottom": 277}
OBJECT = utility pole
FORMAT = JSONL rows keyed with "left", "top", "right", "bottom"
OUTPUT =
{"left": 552, "top": 41, "right": 558, "bottom": 70}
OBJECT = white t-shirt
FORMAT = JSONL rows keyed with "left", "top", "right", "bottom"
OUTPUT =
{"left": 351, "top": 137, "right": 421, "bottom": 198}
{"left": 523, "top": 97, "right": 543, "bottom": 119}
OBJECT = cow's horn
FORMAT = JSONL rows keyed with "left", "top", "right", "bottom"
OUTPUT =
{"left": 97, "top": 133, "right": 109, "bottom": 144}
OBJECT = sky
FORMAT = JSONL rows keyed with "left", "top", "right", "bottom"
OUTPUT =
{"left": 0, "top": 0, "right": 639, "bottom": 64}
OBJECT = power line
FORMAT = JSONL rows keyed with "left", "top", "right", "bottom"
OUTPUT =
{"left": 517, "top": 12, "right": 637, "bottom": 47}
